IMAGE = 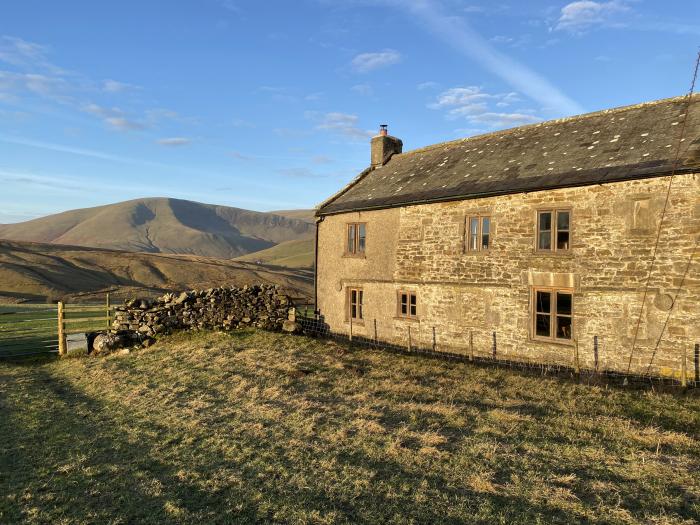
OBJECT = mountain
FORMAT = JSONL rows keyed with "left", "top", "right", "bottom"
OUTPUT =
{"left": 234, "top": 238, "right": 314, "bottom": 268}
{"left": 0, "top": 239, "right": 312, "bottom": 304}
{"left": 269, "top": 209, "right": 316, "bottom": 223}
{"left": 0, "top": 198, "right": 314, "bottom": 259}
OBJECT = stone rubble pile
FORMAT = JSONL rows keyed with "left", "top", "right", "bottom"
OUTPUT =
{"left": 112, "top": 284, "right": 298, "bottom": 338}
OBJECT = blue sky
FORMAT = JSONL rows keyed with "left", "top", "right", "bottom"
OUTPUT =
{"left": 0, "top": 0, "right": 698, "bottom": 222}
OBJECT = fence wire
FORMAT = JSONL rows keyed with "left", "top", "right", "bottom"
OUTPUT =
{"left": 0, "top": 305, "right": 59, "bottom": 358}
{"left": 294, "top": 307, "right": 699, "bottom": 390}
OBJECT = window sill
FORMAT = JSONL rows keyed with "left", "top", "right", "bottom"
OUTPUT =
{"left": 530, "top": 336, "right": 575, "bottom": 347}
{"left": 393, "top": 316, "right": 420, "bottom": 323}
{"left": 345, "top": 319, "right": 365, "bottom": 326}
{"left": 463, "top": 250, "right": 491, "bottom": 256}
{"left": 342, "top": 253, "right": 366, "bottom": 259}
{"left": 532, "top": 250, "right": 574, "bottom": 257}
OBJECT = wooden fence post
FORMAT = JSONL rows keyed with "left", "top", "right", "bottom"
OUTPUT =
{"left": 106, "top": 292, "right": 111, "bottom": 329}
{"left": 593, "top": 335, "right": 599, "bottom": 372}
{"left": 373, "top": 319, "right": 377, "bottom": 344}
{"left": 681, "top": 346, "right": 687, "bottom": 388}
{"left": 492, "top": 331, "right": 497, "bottom": 359}
{"left": 57, "top": 302, "right": 66, "bottom": 356}
{"left": 349, "top": 315, "right": 353, "bottom": 342}
{"left": 694, "top": 343, "right": 699, "bottom": 385}
{"left": 469, "top": 329, "right": 474, "bottom": 361}
{"left": 432, "top": 326, "right": 436, "bottom": 352}
{"left": 574, "top": 339, "right": 580, "bottom": 374}
{"left": 407, "top": 325, "right": 412, "bottom": 352}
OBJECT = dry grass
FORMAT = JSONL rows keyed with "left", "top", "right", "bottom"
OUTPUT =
{"left": 0, "top": 240, "right": 312, "bottom": 303}
{"left": 1, "top": 330, "right": 699, "bottom": 524}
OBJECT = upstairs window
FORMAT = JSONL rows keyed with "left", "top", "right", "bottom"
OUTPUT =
{"left": 397, "top": 291, "right": 417, "bottom": 318}
{"left": 537, "top": 210, "right": 570, "bottom": 251}
{"left": 466, "top": 216, "right": 491, "bottom": 252}
{"left": 346, "top": 223, "right": 366, "bottom": 255}
{"left": 533, "top": 288, "right": 573, "bottom": 342}
{"left": 347, "top": 287, "right": 363, "bottom": 321}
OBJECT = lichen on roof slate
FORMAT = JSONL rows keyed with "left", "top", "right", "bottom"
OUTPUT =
{"left": 317, "top": 95, "right": 700, "bottom": 215}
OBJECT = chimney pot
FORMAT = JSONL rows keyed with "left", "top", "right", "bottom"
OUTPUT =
{"left": 379, "top": 124, "right": 388, "bottom": 136}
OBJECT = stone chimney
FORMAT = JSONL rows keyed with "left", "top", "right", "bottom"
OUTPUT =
{"left": 371, "top": 124, "right": 402, "bottom": 167}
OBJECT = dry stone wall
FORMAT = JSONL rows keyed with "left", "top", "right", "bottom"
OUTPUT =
{"left": 112, "top": 284, "right": 295, "bottom": 337}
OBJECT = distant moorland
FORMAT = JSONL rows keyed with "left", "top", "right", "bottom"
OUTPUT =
{"left": 0, "top": 239, "right": 312, "bottom": 304}
{"left": 0, "top": 198, "right": 317, "bottom": 303}
{"left": 0, "top": 198, "right": 315, "bottom": 259}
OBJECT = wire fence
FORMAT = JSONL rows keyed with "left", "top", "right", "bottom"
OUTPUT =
{"left": 0, "top": 304, "right": 59, "bottom": 358}
{"left": 0, "top": 295, "right": 115, "bottom": 359}
{"left": 294, "top": 306, "right": 700, "bottom": 390}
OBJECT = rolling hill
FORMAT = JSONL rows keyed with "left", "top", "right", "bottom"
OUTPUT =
{"left": 0, "top": 239, "right": 312, "bottom": 304}
{"left": 234, "top": 237, "right": 315, "bottom": 268}
{"left": 269, "top": 209, "right": 315, "bottom": 223}
{"left": 0, "top": 198, "right": 314, "bottom": 259}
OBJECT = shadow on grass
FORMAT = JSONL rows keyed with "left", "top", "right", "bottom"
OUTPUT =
{"left": 0, "top": 367, "right": 267, "bottom": 523}
{"left": 2, "top": 331, "right": 699, "bottom": 524}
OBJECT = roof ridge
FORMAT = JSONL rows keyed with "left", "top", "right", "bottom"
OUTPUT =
{"left": 393, "top": 94, "right": 696, "bottom": 159}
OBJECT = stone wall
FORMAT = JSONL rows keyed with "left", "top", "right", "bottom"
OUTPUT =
{"left": 316, "top": 173, "right": 700, "bottom": 378}
{"left": 112, "top": 284, "right": 294, "bottom": 337}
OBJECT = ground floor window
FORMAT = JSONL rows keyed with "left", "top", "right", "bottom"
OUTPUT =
{"left": 397, "top": 291, "right": 417, "bottom": 318}
{"left": 532, "top": 288, "right": 573, "bottom": 342}
{"left": 347, "top": 288, "right": 363, "bottom": 321}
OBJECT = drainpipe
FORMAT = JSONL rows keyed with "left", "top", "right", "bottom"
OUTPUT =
{"left": 313, "top": 215, "right": 324, "bottom": 313}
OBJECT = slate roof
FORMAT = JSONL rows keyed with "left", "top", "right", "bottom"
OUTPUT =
{"left": 317, "top": 95, "right": 700, "bottom": 216}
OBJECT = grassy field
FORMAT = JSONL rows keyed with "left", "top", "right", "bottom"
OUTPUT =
{"left": 234, "top": 238, "right": 314, "bottom": 269}
{"left": 0, "top": 304, "right": 59, "bottom": 358}
{"left": 0, "top": 303, "right": 114, "bottom": 358}
{"left": 1, "top": 330, "right": 699, "bottom": 524}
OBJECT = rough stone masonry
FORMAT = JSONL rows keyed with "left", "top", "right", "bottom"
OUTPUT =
{"left": 112, "top": 284, "right": 297, "bottom": 338}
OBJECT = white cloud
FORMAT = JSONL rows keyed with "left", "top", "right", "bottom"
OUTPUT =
{"left": 417, "top": 81, "right": 439, "bottom": 91}
{"left": 82, "top": 103, "right": 146, "bottom": 131}
{"left": 0, "top": 70, "right": 71, "bottom": 103}
{"left": 305, "top": 92, "right": 324, "bottom": 101}
{"left": 470, "top": 112, "right": 541, "bottom": 128}
{"left": 490, "top": 35, "right": 513, "bottom": 44}
{"left": 430, "top": 86, "right": 540, "bottom": 130}
{"left": 0, "top": 35, "right": 187, "bottom": 137}
{"left": 351, "top": 49, "right": 401, "bottom": 73}
{"left": 220, "top": 0, "right": 240, "bottom": 13}
{"left": 102, "top": 79, "right": 138, "bottom": 93}
{"left": 555, "top": 1, "right": 630, "bottom": 33}
{"left": 405, "top": 1, "right": 583, "bottom": 117}
{"left": 156, "top": 137, "right": 191, "bottom": 146}
{"left": 307, "top": 111, "right": 373, "bottom": 139}
{"left": 351, "top": 83, "right": 373, "bottom": 96}
{"left": 0, "top": 36, "right": 60, "bottom": 73}
{"left": 107, "top": 117, "right": 146, "bottom": 131}
{"left": 0, "top": 135, "right": 153, "bottom": 165}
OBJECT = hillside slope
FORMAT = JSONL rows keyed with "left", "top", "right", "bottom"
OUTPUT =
{"left": 0, "top": 198, "right": 314, "bottom": 259}
{"left": 269, "top": 209, "right": 315, "bottom": 223}
{"left": 234, "top": 237, "right": 314, "bottom": 268}
{"left": 0, "top": 239, "right": 312, "bottom": 303}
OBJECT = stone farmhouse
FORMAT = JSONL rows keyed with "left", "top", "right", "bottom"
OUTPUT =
{"left": 313, "top": 96, "right": 700, "bottom": 378}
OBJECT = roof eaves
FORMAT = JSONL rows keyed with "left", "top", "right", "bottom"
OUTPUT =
{"left": 314, "top": 165, "right": 375, "bottom": 217}
{"left": 316, "top": 165, "right": 698, "bottom": 216}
